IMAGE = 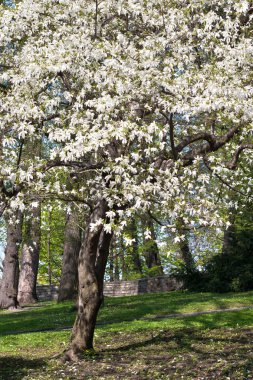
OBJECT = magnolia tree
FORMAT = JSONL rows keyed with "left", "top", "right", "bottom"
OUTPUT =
{"left": 0, "top": 0, "right": 252, "bottom": 359}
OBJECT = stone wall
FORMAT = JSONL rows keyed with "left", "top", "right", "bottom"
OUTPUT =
{"left": 36, "top": 285, "right": 59, "bottom": 302}
{"left": 103, "top": 276, "right": 182, "bottom": 297}
{"left": 36, "top": 276, "right": 182, "bottom": 301}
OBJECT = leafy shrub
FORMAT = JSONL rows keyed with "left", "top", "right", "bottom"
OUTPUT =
{"left": 174, "top": 230, "right": 253, "bottom": 293}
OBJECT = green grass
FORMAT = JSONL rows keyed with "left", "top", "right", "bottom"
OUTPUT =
{"left": 1, "top": 290, "right": 253, "bottom": 335}
{"left": 1, "top": 290, "right": 253, "bottom": 379}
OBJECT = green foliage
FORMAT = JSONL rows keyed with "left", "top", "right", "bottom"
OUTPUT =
{"left": 38, "top": 203, "right": 65, "bottom": 285}
{"left": 175, "top": 226, "right": 253, "bottom": 293}
{"left": 172, "top": 264, "right": 207, "bottom": 292}
{"left": 142, "top": 266, "right": 164, "bottom": 278}
{"left": 205, "top": 229, "right": 253, "bottom": 292}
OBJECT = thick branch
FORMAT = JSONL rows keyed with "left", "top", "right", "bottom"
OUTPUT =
{"left": 181, "top": 124, "right": 241, "bottom": 166}
{"left": 175, "top": 132, "right": 216, "bottom": 154}
{"left": 226, "top": 144, "right": 253, "bottom": 170}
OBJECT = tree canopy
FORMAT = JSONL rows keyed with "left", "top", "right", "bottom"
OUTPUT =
{"left": 0, "top": 0, "right": 252, "bottom": 234}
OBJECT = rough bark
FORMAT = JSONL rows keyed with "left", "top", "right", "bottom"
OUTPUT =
{"left": 65, "top": 199, "right": 112, "bottom": 361}
{"left": 18, "top": 204, "right": 41, "bottom": 305}
{"left": 58, "top": 208, "right": 82, "bottom": 302}
{"left": 0, "top": 211, "right": 23, "bottom": 309}
{"left": 143, "top": 216, "right": 164, "bottom": 275}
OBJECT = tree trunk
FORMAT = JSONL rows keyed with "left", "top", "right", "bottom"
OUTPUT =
{"left": 114, "top": 250, "right": 120, "bottom": 281}
{"left": 119, "top": 236, "right": 126, "bottom": 280}
{"left": 58, "top": 208, "right": 81, "bottom": 302}
{"left": 179, "top": 236, "right": 195, "bottom": 272}
{"left": 143, "top": 216, "right": 164, "bottom": 275}
{"left": 47, "top": 209, "right": 52, "bottom": 287}
{"left": 129, "top": 218, "right": 142, "bottom": 274}
{"left": 18, "top": 204, "right": 41, "bottom": 305}
{"left": 65, "top": 199, "right": 112, "bottom": 361}
{"left": 177, "top": 219, "right": 195, "bottom": 273}
{"left": 0, "top": 211, "right": 23, "bottom": 309}
{"left": 222, "top": 213, "right": 236, "bottom": 255}
{"left": 108, "top": 250, "right": 114, "bottom": 282}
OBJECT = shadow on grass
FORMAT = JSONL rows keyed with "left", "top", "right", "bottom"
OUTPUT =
{"left": 98, "top": 327, "right": 253, "bottom": 379}
{"left": 0, "top": 357, "right": 46, "bottom": 380}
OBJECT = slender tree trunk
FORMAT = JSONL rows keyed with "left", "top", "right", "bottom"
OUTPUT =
{"left": 129, "top": 218, "right": 142, "bottom": 274}
{"left": 119, "top": 236, "right": 126, "bottom": 280}
{"left": 114, "top": 250, "right": 119, "bottom": 281}
{"left": 46, "top": 209, "right": 54, "bottom": 286}
{"left": 143, "top": 216, "right": 164, "bottom": 275}
{"left": 58, "top": 208, "right": 81, "bottom": 302}
{"left": 18, "top": 204, "right": 41, "bottom": 305}
{"left": 65, "top": 199, "right": 112, "bottom": 361}
{"left": 0, "top": 211, "right": 23, "bottom": 309}
{"left": 109, "top": 250, "right": 114, "bottom": 282}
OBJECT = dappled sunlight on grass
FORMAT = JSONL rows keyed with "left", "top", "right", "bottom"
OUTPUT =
{"left": 0, "top": 290, "right": 253, "bottom": 335}
{"left": 1, "top": 291, "right": 253, "bottom": 378}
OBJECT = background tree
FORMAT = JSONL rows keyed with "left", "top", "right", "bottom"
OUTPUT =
{"left": 58, "top": 205, "right": 82, "bottom": 302}
{"left": 142, "top": 215, "right": 164, "bottom": 276}
{"left": 0, "top": 211, "right": 22, "bottom": 309}
{"left": 38, "top": 203, "right": 65, "bottom": 285}
{"left": 18, "top": 203, "right": 41, "bottom": 305}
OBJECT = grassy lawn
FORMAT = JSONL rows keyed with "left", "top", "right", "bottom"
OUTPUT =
{"left": 0, "top": 290, "right": 253, "bottom": 379}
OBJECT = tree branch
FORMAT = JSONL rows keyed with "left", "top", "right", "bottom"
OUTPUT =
{"left": 225, "top": 144, "right": 253, "bottom": 170}
{"left": 44, "top": 160, "right": 104, "bottom": 172}
{"left": 160, "top": 111, "right": 177, "bottom": 160}
{"left": 181, "top": 124, "right": 241, "bottom": 166}
{"left": 175, "top": 132, "right": 216, "bottom": 154}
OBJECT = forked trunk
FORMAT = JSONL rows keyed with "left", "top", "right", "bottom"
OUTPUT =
{"left": 58, "top": 208, "right": 82, "bottom": 302}
{"left": 18, "top": 204, "right": 41, "bottom": 305}
{"left": 65, "top": 199, "right": 112, "bottom": 361}
{"left": 0, "top": 211, "right": 23, "bottom": 309}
